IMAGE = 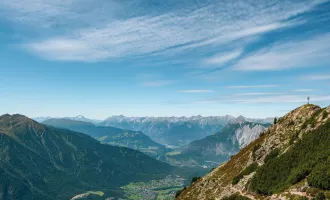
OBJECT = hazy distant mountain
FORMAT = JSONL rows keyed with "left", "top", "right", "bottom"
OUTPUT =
{"left": 36, "top": 114, "right": 273, "bottom": 149}
{"left": 243, "top": 116, "right": 275, "bottom": 124}
{"left": 0, "top": 114, "right": 173, "bottom": 199}
{"left": 100, "top": 115, "right": 235, "bottom": 147}
{"left": 33, "top": 116, "right": 52, "bottom": 122}
{"left": 63, "top": 115, "right": 103, "bottom": 124}
{"left": 43, "top": 118, "right": 169, "bottom": 160}
{"left": 168, "top": 118, "right": 270, "bottom": 168}
{"left": 34, "top": 115, "right": 102, "bottom": 124}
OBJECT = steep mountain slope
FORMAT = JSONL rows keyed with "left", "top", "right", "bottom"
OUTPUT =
{"left": 42, "top": 118, "right": 168, "bottom": 160}
{"left": 0, "top": 114, "right": 173, "bottom": 200}
{"left": 168, "top": 119, "right": 269, "bottom": 168}
{"left": 100, "top": 115, "right": 235, "bottom": 147}
{"left": 177, "top": 104, "right": 330, "bottom": 200}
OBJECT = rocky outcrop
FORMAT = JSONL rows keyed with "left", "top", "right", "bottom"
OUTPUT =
{"left": 235, "top": 124, "right": 267, "bottom": 148}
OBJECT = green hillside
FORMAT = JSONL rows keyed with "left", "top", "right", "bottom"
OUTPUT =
{"left": 43, "top": 118, "right": 169, "bottom": 160}
{"left": 0, "top": 114, "right": 173, "bottom": 199}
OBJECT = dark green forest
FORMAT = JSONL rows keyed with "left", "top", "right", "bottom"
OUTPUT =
{"left": 251, "top": 120, "right": 330, "bottom": 195}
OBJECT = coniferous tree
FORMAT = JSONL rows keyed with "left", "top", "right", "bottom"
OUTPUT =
{"left": 313, "top": 192, "right": 326, "bottom": 200}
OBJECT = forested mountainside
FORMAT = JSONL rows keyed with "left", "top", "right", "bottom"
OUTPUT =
{"left": 0, "top": 114, "right": 173, "bottom": 200}
{"left": 177, "top": 104, "right": 330, "bottom": 200}
{"left": 43, "top": 118, "right": 168, "bottom": 160}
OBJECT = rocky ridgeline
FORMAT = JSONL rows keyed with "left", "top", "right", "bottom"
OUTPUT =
{"left": 177, "top": 104, "right": 330, "bottom": 200}
{"left": 251, "top": 104, "right": 323, "bottom": 166}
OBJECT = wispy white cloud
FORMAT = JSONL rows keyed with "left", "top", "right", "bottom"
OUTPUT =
{"left": 192, "top": 94, "right": 330, "bottom": 104}
{"left": 302, "top": 74, "right": 330, "bottom": 80}
{"left": 226, "top": 85, "right": 279, "bottom": 89}
{"left": 164, "top": 22, "right": 295, "bottom": 56}
{"left": 233, "top": 33, "right": 330, "bottom": 71}
{"left": 204, "top": 49, "right": 243, "bottom": 66}
{"left": 194, "top": 100, "right": 219, "bottom": 104}
{"left": 142, "top": 80, "right": 173, "bottom": 87}
{"left": 233, "top": 92, "right": 283, "bottom": 96}
{"left": 177, "top": 90, "right": 214, "bottom": 93}
{"left": 1, "top": 0, "right": 325, "bottom": 61}
{"left": 229, "top": 95, "right": 330, "bottom": 104}
{"left": 136, "top": 73, "right": 174, "bottom": 87}
{"left": 189, "top": 21, "right": 299, "bottom": 51}
{"left": 0, "top": 0, "right": 122, "bottom": 28}
{"left": 292, "top": 89, "right": 316, "bottom": 92}
{"left": 25, "top": 38, "right": 109, "bottom": 61}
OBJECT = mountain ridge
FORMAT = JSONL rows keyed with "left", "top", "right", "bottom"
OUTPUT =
{"left": 177, "top": 104, "right": 330, "bottom": 200}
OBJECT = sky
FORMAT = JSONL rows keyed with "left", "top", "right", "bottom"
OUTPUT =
{"left": 0, "top": 0, "right": 330, "bottom": 119}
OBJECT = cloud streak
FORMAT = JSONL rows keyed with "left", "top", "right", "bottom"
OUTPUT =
{"left": 204, "top": 49, "right": 243, "bottom": 66}
{"left": 302, "top": 75, "right": 330, "bottom": 80}
{"left": 193, "top": 94, "right": 330, "bottom": 104}
{"left": 1, "top": 0, "right": 325, "bottom": 61}
{"left": 177, "top": 90, "right": 214, "bottom": 93}
{"left": 0, "top": 0, "right": 122, "bottom": 28}
{"left": 233, "top": 33, "right": 330, "bottom": 71}
{"left": 226, "top": 85, "right": 279, "bottom": 89}
{"left": 233, "top": 92, "right": 283, "bottom": 96}
{"left": 229, "top": 95, "right": 330, "bottom": 104}
{"left": 142, "top": 80, "right": 173, "bottom": 87}
{"left": 292, "top": 89, "right": 316, "bottom": 92}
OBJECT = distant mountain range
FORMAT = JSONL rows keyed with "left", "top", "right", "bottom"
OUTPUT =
{"left": 167, "top": 118, "right": 270, "bottom": 168}
{"left": 0, "top": 114, "right": 173, "bottom": 199}
{"left": 100, "top": 115, "right": 272, "bottom": 147}
{"left": 42, "top": 118, "right": 169, "bottom": 160}
{"left": 41, "top": 117, "right": 271, "bottom": 169}
{"left": 34, "top": 115, "right": 102, "bottom": 124}
{"left": 35, "top": 115, "right": 273, "bottom": 148}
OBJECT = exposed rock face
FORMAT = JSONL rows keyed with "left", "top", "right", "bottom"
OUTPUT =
{"left": 169, "top": 121, "right": 270, "bottom": 168}
{"left": 235, "top": 124, "right": 267, "bottom": 148}
{"left": 177, "top": 104, "right": 330, "bottom": 200}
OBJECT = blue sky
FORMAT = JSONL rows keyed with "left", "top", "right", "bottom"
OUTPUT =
{"left": 0, "top": 0, "right": 330, "bottom": 119}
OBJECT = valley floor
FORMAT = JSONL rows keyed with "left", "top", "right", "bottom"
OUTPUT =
{"left": 121, "top": 175, "right": 185, "bottom": 200}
